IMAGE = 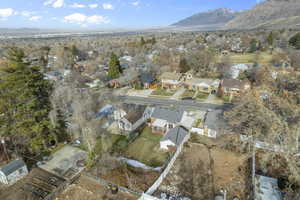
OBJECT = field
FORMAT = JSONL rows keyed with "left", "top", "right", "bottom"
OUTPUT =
{"left": 125, "top": 127, "right": 169, "bottom": 167}
{"left": 218, "top": 52, "right": 274, "bottom": 65}
{"left": 156, "top": 143, "right": 250, "bottom": 200}
{"left": 56, "top": 175, "right": 138, "bottom": 200}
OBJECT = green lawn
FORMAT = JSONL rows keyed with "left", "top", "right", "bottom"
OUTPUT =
{"left": 125, "top": 127, "right": 169, "bottom": 167}
{"left": 151, "top": 88, "right": 175, "bottom": 96}
{"left": 218, "top": 52, "right": 274, "bottom": 65}
{"left": 181, "top": 90, "right": 195, "bottom": 98}
{"left": 196, "top": 92, "right": 209, "bottom": 100}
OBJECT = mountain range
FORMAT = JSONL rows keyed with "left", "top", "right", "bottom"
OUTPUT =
{"left": 172, "top": 0, "right": 300, "bottom": 30}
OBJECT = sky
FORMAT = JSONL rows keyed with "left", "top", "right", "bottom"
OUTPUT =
{"left": 0, "top": 0, "right": 261, "bottom": 29}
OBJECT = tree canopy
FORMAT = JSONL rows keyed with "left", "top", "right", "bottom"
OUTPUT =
{"left": 108, "top": 52, "right": 122, "bottom": 79}
{"left": 0, "top": 48, "right": 57, "bottom": 152}
{"left": 289, "top": 32, "right": 300, "bottom": 50}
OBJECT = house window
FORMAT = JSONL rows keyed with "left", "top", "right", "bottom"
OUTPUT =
{"left": 168, "top": 124, "right": 174, "bottom": 129}
{"left": 18, "top": 168, "right": 23, "bottom": 174}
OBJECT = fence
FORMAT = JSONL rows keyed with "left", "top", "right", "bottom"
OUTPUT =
{"left": 84, "top": 173, "right": 142, "bottom": 197}
{"left": 145, "top": 132, "right": 191, "bottom": 195}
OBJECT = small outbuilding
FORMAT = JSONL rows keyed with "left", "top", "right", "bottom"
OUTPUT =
{"left": 0, "top": 158, "right": 28, "bottom": 185}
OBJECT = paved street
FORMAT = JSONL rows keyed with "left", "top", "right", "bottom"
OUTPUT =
{"left": 119, "top": 95, "right": 232, "bottom": 111}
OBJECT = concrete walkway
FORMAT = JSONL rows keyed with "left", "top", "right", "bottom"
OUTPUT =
{"left": 170, "top": 88, "right": 185, "bottom": 100}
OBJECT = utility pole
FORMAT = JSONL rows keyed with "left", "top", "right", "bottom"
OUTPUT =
{"left": 1, "top": 139, "right": 10, "bottom": 162}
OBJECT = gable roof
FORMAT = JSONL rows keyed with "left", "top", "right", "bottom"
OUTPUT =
{"left": 160, "top": 72, "right": 182, "bottom": 81}
{"left": 122, "top": 104, "right": 147, "bottom": 124}
{"left": 151, "top": 107, "right": 184, "bottom": 124}
{"left": 203, "top": 110, "right": 226, "bottom": 130}
{"left": 140, "top": 73, "right": 156, "bottom": 84}
{"left": 161, "top": 126, "right": 189, "bottom": 146}
{"left": 0, "top": 158, "right": 26, "bottom": 176}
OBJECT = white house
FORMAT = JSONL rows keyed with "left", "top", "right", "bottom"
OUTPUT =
{"left": 0, "top": 158, "right": 28, "bottom": 185}
{"left": 114, "top": 104, "right": 153, "bottom": 132}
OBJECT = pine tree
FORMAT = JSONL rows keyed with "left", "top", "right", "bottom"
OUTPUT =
{"left": 289, "top": 32, "right": 300, "bottom": 50}
{"left": 140, "top": 37, "right": 146, "bottom": 46}
{"left": 108, "top": 53, "right": 122, "bottom": 79}
{"left": 179, "top": 57, "right": 190, "bottom": 73}
{"left": 0, "top": 47, "right": 54, "bottom": 152}
{"left": 267, "top": 32, "right": 274, "bottom": 47}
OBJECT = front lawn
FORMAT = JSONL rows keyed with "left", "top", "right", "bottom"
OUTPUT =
{"left": 124, "top": 127, "right": 169, "bottom": 167}
{"left": 151, "top": 88, "right": 175, "bottom": 96}
{"left": 181, "top": 90, "right": 195, "bottom": 98}
{"left": 196, "top": 92, "right": 209, "bottom": 100}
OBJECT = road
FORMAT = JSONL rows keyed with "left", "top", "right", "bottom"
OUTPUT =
{"left": 119, "top": 96, "right": 232, "bottom": 111}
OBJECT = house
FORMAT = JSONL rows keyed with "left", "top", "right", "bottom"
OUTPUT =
{"left": 150, "top": 107, "right": 185, "bottom": 134}
{"left": 96, "top": 104, "right": 115, "bottom": 118}
{"left": 160, "top": 72, "right": 183, "bottom": 90}
{"left": 114, "top": 104, "right": 153, "bottom": 133}
{"left": 0, "top": 158, "right": 28, "bottom": 185}
{"left": 218, "top": 79, "right": 251, "bottom": 96}
{"left": 160, "top": 126, "right": 189, "bottom": 150}
{"left": 202, "top": 109, "right": 225, "bottom": 137}
{"left": 139, "top": 73, "right": 156, "bottom": 89}
{"left": 230, "top": 64, "right": 249, "bottom": 79}
{"left": 255, "top": 175, "right": 282, "bottom": 200}
{"left": 185, "top": 78, "right": 220, "bottom": 93}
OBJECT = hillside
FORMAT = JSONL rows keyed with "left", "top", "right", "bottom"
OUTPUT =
{"left": 172, "top": 8, "right": 243, "bottom": 28}
{"left": 224, "top": 0, "right": 300, "bottom": 30}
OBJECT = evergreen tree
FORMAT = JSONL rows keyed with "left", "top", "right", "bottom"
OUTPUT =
{"left": 289, "top": 32, "right": 300, "bottom": 50}
{"left": 0, "top": 48, "right": 54, "bottom": 152}
{"left": 267, "top": 32, "right": 274, "bottom": 47}
{"left": 140, "top": 37, "right": 146, "bottom": 46}
{"left": 108, "top": 53, "right": 122, "bottom": 79}
{"left": 249, "top": 39, "right": 258, "bottom": 53}
{"left": 179, "top": 57, "right": 190, "bottom": 73}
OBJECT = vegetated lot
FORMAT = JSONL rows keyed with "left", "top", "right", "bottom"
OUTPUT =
{"left": 218, "top": 52, "right": 273, "bottom": 64}
{"left": 125, "top": 126, "right": 169, "bottom": 167}
{"left": 56, "top": 175, "right": 138, "bottom": 200}
{"left": 181, "top": 90, "right": 195, "bottom": 98}
{"left": 156, "top": 143, "right": 249, "bottom": 200}
{"left": 151, "top": 88, "right": 175, "bottom": 97}
{"left": 196, "top": 92, "right": 209, "bottom": 101}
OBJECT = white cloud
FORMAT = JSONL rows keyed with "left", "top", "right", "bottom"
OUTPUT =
{"left": 0, "top": 8, "right": 14, "bottom": 19}
{"left": 29, "top": 16, "right": 42, "bottom": 21}
{"left": 102, "top": 3, "right": 114, "bottom": 10}
{"left": 44, "top": 0, "right": 64, "bottom": 8}
{"left": 64, "top": 13, "right": 110, "bottom": 25}
{"left": 53, "top": 0, "right": 64, "bottom": 8}
{"left": 89, "top": 4, "right": 98, "bottom": 9}
{"left": 44, "top": 0, "right": 55, "bottom": 6}
{"left": 70, "top": 3, "right": 86, "bottom": 8}
{"left": 131, "top": 1, "right": 140, "bottom": 6}
{"left": 87, "top": 15, "right": 110, "bottom": 24}
{"left": 20, "top": 11, "right": 34, "bottom": 17}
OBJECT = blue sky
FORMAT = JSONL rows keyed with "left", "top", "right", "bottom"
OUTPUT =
{"left": 0, "top": 0, "right": 260, "bottom": 29}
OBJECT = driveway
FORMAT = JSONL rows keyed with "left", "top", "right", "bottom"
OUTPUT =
{"left": 170, "top": 88, "right": 186, "bottom": 100}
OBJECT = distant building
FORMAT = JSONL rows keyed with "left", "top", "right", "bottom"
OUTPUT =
{"left": 0, "top": 158, "right": 28, "bottom": 185}
{"left": 255, "top": 175, "right": 282, "bottom": 200}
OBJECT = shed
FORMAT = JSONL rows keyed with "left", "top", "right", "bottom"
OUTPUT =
{"left": 0, "top": 158, "right": 28, "bottom": 185}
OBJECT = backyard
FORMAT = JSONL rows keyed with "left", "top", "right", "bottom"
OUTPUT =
{"left": 124, "top": 126, "right": 169, "bottom": 167}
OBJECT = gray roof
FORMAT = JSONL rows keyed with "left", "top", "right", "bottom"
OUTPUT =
{"left": 161, "top": 126, "right": 189, "bottom": 146}
{"left": 122, "top": 104, "right": 147, "bottom": 124}
{"left": 0, "top": 158, "right": 26, "bottom": 176}
{"left": 151, "top": 107, "right": 184, "bottom": 123}
{"left": 203, "top": 110, "right": 226, "bottom": 130}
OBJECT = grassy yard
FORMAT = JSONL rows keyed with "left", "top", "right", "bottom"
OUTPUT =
{"left": 196, "top": 92, "right": 209, "bottom": 101}
{"left": 151, "top": 88, "right": 175, "bottom": 96}
{"left": 124, "top": 127, "right": 169, "bottom": 167}
{"left": 181, "top": 90, "right": 195, "bottom": 98}
{"left": 218, "top": 52, "right": 273, "bottom": 65}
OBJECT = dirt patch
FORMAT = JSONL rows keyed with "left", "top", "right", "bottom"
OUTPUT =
{"left": 156, "top": 143, "right": 250, "bottom": 200}
{"left": 56, "top": 175, "right": 138, "bottom": 200}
